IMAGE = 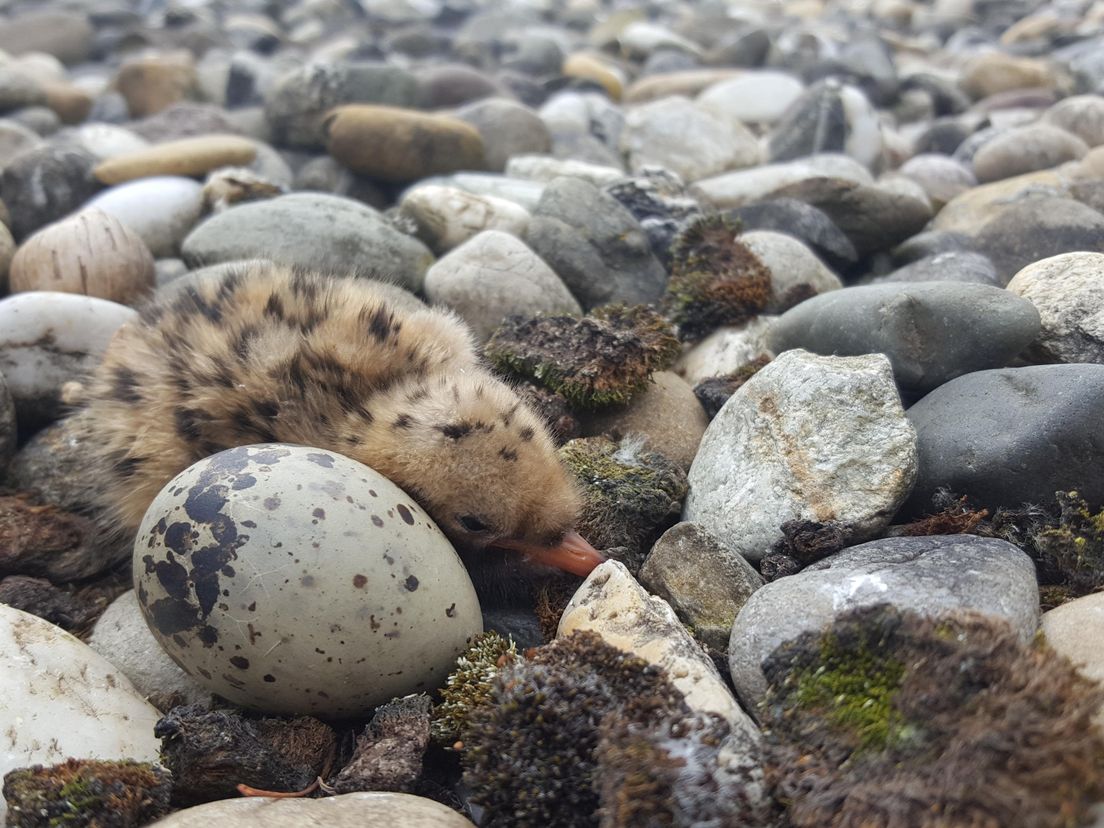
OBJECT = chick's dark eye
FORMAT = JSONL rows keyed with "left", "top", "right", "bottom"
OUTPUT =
{"left": 458, "top": 515, "right": 490, "bottom": 533}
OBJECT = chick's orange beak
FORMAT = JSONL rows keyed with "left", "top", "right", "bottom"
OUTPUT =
{"left": 493, "top": 530, "right": 606, "bottom": 577}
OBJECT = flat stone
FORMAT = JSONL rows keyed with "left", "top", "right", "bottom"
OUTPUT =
{"left": 766, "top": 282, "right": 1041, "bottom": 392}
{"left": 728, "top": 535, "right": 1039, "bottom": 709}
{"left": 114, "top": 52, "right": 199, "bottom": 119}
{"left": 505, "top": 155, "right": 625, "bottom": 186}
{"left": 85, "top": 176, "right": 204, "bottom": 258}
{"left": 423, "top": 230, "right": 580, "bottom": 341}
{"left": 0, "top": 605, "right": 161, "bottom": 824}
{"left": 562, "top": 53, "right": 626, "bottom": 100}
{"left": 898, "top": 153, "right": 977, "bottom": 209}
{"left": 148, "top": 792, "right": 475, "bottom": 827}
{"left": 1043, "top": 95, "right": 1104, "bottom": 147}
{"left": 692, "top": 154, "right": 873, "bottom": 210}
{"left": 973, "top": 124, "right": 1089, "bottom": 183}
{"left": 324, "top": 105, "right": 485, "bottom": 182}
{"left": 1006, "top": 251, "right": 1104, "bottom": 363}
{"left": 93, "top": 135, "right": 258, "bottom": 185}
{"left": 454, "top": 98, "right": 551, "bottom": 172}
{"left": 960, "top": 53, "right": 1060, "bottom": 100}
{"left": 876, "top": 250, "right": 1001, "bottom": 286}
{"left": 399, "top": 185, "right": 530, "bottom": 254}
{"left": 524, "top": 176, "right": 667, "bottom": 310}
{"left": 181, "top": 193, "right": 433, "bottom": 292}
{"left": 902, "top": 364, "right": 1104, "bottom": 515}
{"left": 696, "top": 71, "right": 806, "bottom": 126}
{"left": 640, "top": 522, "right": 763, "bottom": 654}
{"left": 685, "top": 350, "right": 917, "bottom": 562}
{"left": 0, "top": 12, "right": 93, "bottom": 65}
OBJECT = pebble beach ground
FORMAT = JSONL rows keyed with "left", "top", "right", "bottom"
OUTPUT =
{"left": 1, "top": 0, "right": 1104, "bottom": 825}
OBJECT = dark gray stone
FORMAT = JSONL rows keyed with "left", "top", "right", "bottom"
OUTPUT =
{"left": 891, "top": 229, "right": 978, "bottom": 265}
{"left": 525, "top": 176, "right": 668, "bottom": 310}
{"left": 875, "top": 251, "right": 1001, "bottom": 286}
{"left": 727, "top": 197, "right": 858, "bottom": 268}
{"left": 902, "top": 364, "right": 1104, "bottom": 516}
{"left": 974, "top": 197, "right": 1104, "bottom": 284}
{"left": 454, "top": 98, "right": 551, "bottom": 172}
{"left": 0, "top": 145, "right": 101, "bottom": 240}
{"left": 766, "top": 282, "right": 1040, "bottom": 392}
{"left": 728, "top": 534, "right": 1039, "bottom": 709}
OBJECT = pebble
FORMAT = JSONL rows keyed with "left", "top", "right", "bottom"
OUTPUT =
{"left": 0, "top": 291, "right": 136, "bottom": 424}
{"left": 0, "top": 371, "right": 15, "bottom": 474}
{"left": 399, "top": 185, "right": 531, "bottom": 254}
{"left": 562, "top": 53, "right": 625, "bottom": 100}
{"left": 0, "top": 12, "right": 93, "bottom": 65}
{"left": 560, "top": 559, "right": 758, "bottom": 740}
{"left": 0, "top": 119, "right": 44, "bottom": 167}
{"left": 0, "top": 221, "right": 13, "bottom": 289}
{"left": 1043, "top": 94, "right": 1104, "bottom": 147}
{"left": 454, "top": 98, "right": 551, "bottom": 172}
{"left": 766, "top": 282, "right": 1041, "bottom": 393}
{"left": 0, "top": 605, "right": 161, "bottom": 824}
{"left": 149, "top": 793, "right": 475, "bottom": 827}
{"left": 640, "top": 522, "right": 763, "bottom": 654}
{"left": 1006, "top": 251, "right": 1104, "bottom": 363}
{"left": 416, "top": 172, "right": 545, "bottom": 211}
{"left": 10, "top": 209, "right": 155, "bottom": 305}
{"left": 696, "top": 71, "right": 806, "bottom": 126}
{"left": 767, "top": 79, "right": 884, "bottom": 169}
{"left": 1, "top": 145, "right": 101, "bottom": 241}
{"left": 180, "top": 193, "right": 434, "bottom": 292}
{"left": 114, "top": 51, "right": 199, "bottom": 118}
{"left": 4, "top": 416, "right": 99, "bottom": 513}
{"left": 728, "top": 535, "right": 1039, "bottom": 708}
{"left": 423, "top": 230, "right": 580, "bottom": 341}
{"left": 877, "top": 250, "right": 1002, "bottom": 286}
{"left": 739, "top": 230, "right": 843, "bottom": 312}
{"left": 692, "top": 154, "right": 873, "bottom": 209}
{"left": 903, "top": 364, "right": 1104, "bottom": 516}
{"left": 85, "top": 176, "right": 204, "bottom": 257}
{"left": 727, "top": 198, "right": 858, "bottom": 269}
{"left": 505, "top": 155, "right": 625, "bottom": 186}
{"left": 414, "top": 63, "right": 505, "bottom": 108}
{"left": 65, "top": 124, "right": 150, "bottom": 161}
{"left": 579, "top": 371, "right": 708, "bottom": 471}
{"left": 324, "top": 104, "right": 485, "bottom": 181}
{"left": 960, "top": 52, "right": 1062, "bottom": 100}
{"left": 624, "top": 69, "right": 741, "bottom": 105}
{"left": 1041, "top": 593, "right": 1104, "bottom": 724}
{"left": 88, "top": 590, "right": 212, "bottom": 709}
{"left": 92, "top": 134, "right": 258, "bottom": 185}
{"left": 621, "top": 95, "right": 760, "bottom": 182}
{"left": 684, "top": 350, "right": 917, "bottom": 562}
{"left": 972, "top": 124, "right": 1089, "bottom": 183}
{"left": 675, "top": 317, "right": 776, "bottom": 385}
{"left": 524, "top": 175, "right": 667, "bottom": 309}
{"left": 898, "top": 153, "right": 977, "bottom": 209}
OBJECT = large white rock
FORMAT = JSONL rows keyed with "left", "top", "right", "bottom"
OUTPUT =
{"left": 684, "top": 349, "right": 917, "bottom": 561}
{"left": 1006, "top": 251, "right": 1104, "bottom": 363}
{"left": 399, "top": 185, "right": 531, "bottom": 254}
{"left": 86, "top": 176, "right": 204, "bottom": 257}
{"left": 149, "top": 792, "right": 475, "bottom": 827}
{"left": 504, "top": 155, "right": 624, "bottom": 186}
{"left": 423, "top": 230, "right": 581, "bottom": 341}
{"left": 559, "top": 560, "right": 757, "bottom": 742}
{"left": 0, "top": 605, "right": 161, "bottom": 823}
{"left": 691, "top": 154, "right": 873, "bottom": 209}
{"left": 621, "top": 95, "right": 760, "bottom": 182}
{"left": 696, "top": 71, "right": 806, "bottom": 127}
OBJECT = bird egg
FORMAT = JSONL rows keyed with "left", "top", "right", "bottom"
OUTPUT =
{"left": 133, "top": 443, "right": 482, "bottom": 716}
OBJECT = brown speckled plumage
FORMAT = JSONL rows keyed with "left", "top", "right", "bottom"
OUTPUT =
{"left": 71, "top": 263, "right": 584, "bottom": 574}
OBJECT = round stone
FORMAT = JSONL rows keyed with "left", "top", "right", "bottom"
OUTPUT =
{"left": 1006, "top": 251, "right": 1104, "bottom": 363}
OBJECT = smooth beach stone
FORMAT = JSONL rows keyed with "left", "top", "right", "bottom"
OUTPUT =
{"left": 423, "top": 230, "right": 580, "bottom": 341}
{"left": 960, "top": 52, "right": 1060, "bottom": 100}
{"left": 972, "top": 124, "right": 1089, "bottom": 183}
{"left": 412, "top": 173, "right": 546, "bottom": 212}
{"left": 691, "top": 154, "right": 873, "bottom": 209}
{"left": 1, "top": 145, "right": 101, "bottom": 240}
{"left": 324, "top": 105, "right": 485, "bottom": 182}
{"left": 562, "top": 53, "right": 625, "bottom": 100}
{"left": 0, "top": 370, "right": 14, "bottom": 474}
{"left": 902, "top": 364, "right": 1104, "bottom": 515}
{"left": 264, "top": 62, "right": 423, "bottom": 148}
{"left": 10, "top": 209, "right": 155, "bottom": 305}
{"left": 1006, "top": 251, "right": 1104, "bottom": 363}
{"left": 675, "top": 317, "right": 776, "bottom": 385}
{"left": 739, "top": 230, "right": 842, "bottom": 312}
{"left": 898, "top": 153, "right": 977, "bottom": 209}
{"left": 696, "top": 71, "right": 806, "bottom": 126}
{"left": 148, "top": 792, "right": 476, "bottom": 827}
{"left": 114, "top": 52, "right": 200, "bottom": 118}
{"left": 92, "top": 134, "right": 258, "bottom": 185}
{"left": 0, "top": 292, "right": 136, "bottom": 423}
{"left": 621, "top": 95, "right": 760, "bottom": 182}
{"left": 1041, "top": 593, "right": 1104, "bottom": 724}
{"left": 623, "top": 69, "right": 741, "bottom": 105}
{"left": 505, "top": 155, "right": 625, "bottom": 186}
{"left": 766, "top": 282, "right": 1041, "bottom": 392}
{"left": 0, "top": 605, "right": 161, "bottom": 823}
{"left": 0, "top": 12, "right": 93, "bottom": 65}
{"left": 524, "top": 175, "right": 667, "bottom": 310}
{"left": 727, "top": 535, "right": 1039, "bottom": 709}
{"left": 180, "top": 193, "right": 434, "bottom": 292}
{"left": 685, "top": 350, "right": 917, "bottom": 563}
{"left": 454, "top": 98, "right": 551, "bottom": 172}
{"left": 727, "top": 198, "right": 858, "bottom": 269}
{"left": 65, "top": 123, "right": 150, "bottom": 160}
{"left": 0, "top": 67, "right": 46, "bottom": 112}
{"left": 415, "top": 63, "right": 506, "bottom": 108}
{"left": 767, "top": 79, "right": 884, "bottom": 169}
{"left": 876, "top": 251, "right": 1001, "bottom": 286}
{"left": 0, "top": 119, "right": 44, "bottom": 167}
{"left": 1043, "top": 95, "right": 1104, "bottom": 147}
{"left": 399, "top": 185, "right": 531, "bottom": 254}
{"left": 85, "top": 176, "right": 204, "bottom": 257}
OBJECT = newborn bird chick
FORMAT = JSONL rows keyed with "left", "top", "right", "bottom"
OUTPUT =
{"left": 72, "top": 263, "right": 604, "bottom": 588}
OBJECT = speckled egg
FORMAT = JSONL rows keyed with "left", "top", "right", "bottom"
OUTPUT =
{"left": 133, "top": 444, "right": 482, "bottom": 717}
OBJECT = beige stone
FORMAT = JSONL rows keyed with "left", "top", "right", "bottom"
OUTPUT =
{"left": 676, "top": 317, "right": 776, "bottom": 385}
{"left": 624, "top": 69, "right": 742, "bottom": 104}
{"left": 93, "top": 135, "right": 257, "bottom": 185}
{"left": 1042, "top": 592, "right": 1104, "bottom": 726}
{"left": 580, "top": 371, "right": 707, "bottom": 470}
{"left": 960, "top": 53, "right": 1060, "bottom": 100}
{"left": 10, "top": 210, "right": 154, "bottom": 304}
{"left": 324, "top": 105, "right": 485, "bottom": 182}
{"left": 42, "top": 82, "right": 92, "bottom": 124}
{"left": 562, "top": 52, "right": 625, "bottom": 100}
{"left": 559, "top": 559, "right": 758, "bottom": 741}
{"left": 932, "top": 167, "right": 1068, "bottom": 234}
{"left": 114, "top": 52, "right": 199, "bottom": 118}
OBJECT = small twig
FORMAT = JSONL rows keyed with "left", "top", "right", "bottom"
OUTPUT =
{"left": 235, "top": 742, "right": 338, "bottom": 799}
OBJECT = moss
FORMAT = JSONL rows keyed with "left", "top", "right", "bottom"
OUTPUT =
{"left": 1033, "top": 491, "right": 1104, "bottom": 597}
{"left": 484, "top": 306, "right": 680, "bottom": 409}
{"left": 663, "top": 215, "right": 771, "bottom": 341}
{"left": 461, "top": 631, "right": 688, "bottom": 827}
{"left": 558, "top": 436, "right": 688, "bottom": 570}
{"left": 761, "top": 604, "right": 1104, "bottom": 828}
{"left": 2, "top": 759, "right": 171, "bottom": 828}
{"left": 430, "top": 632, "right": 517, "bottom": 746}
{"left": 692, "top": 354, "right": 771, "bottom": 419}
